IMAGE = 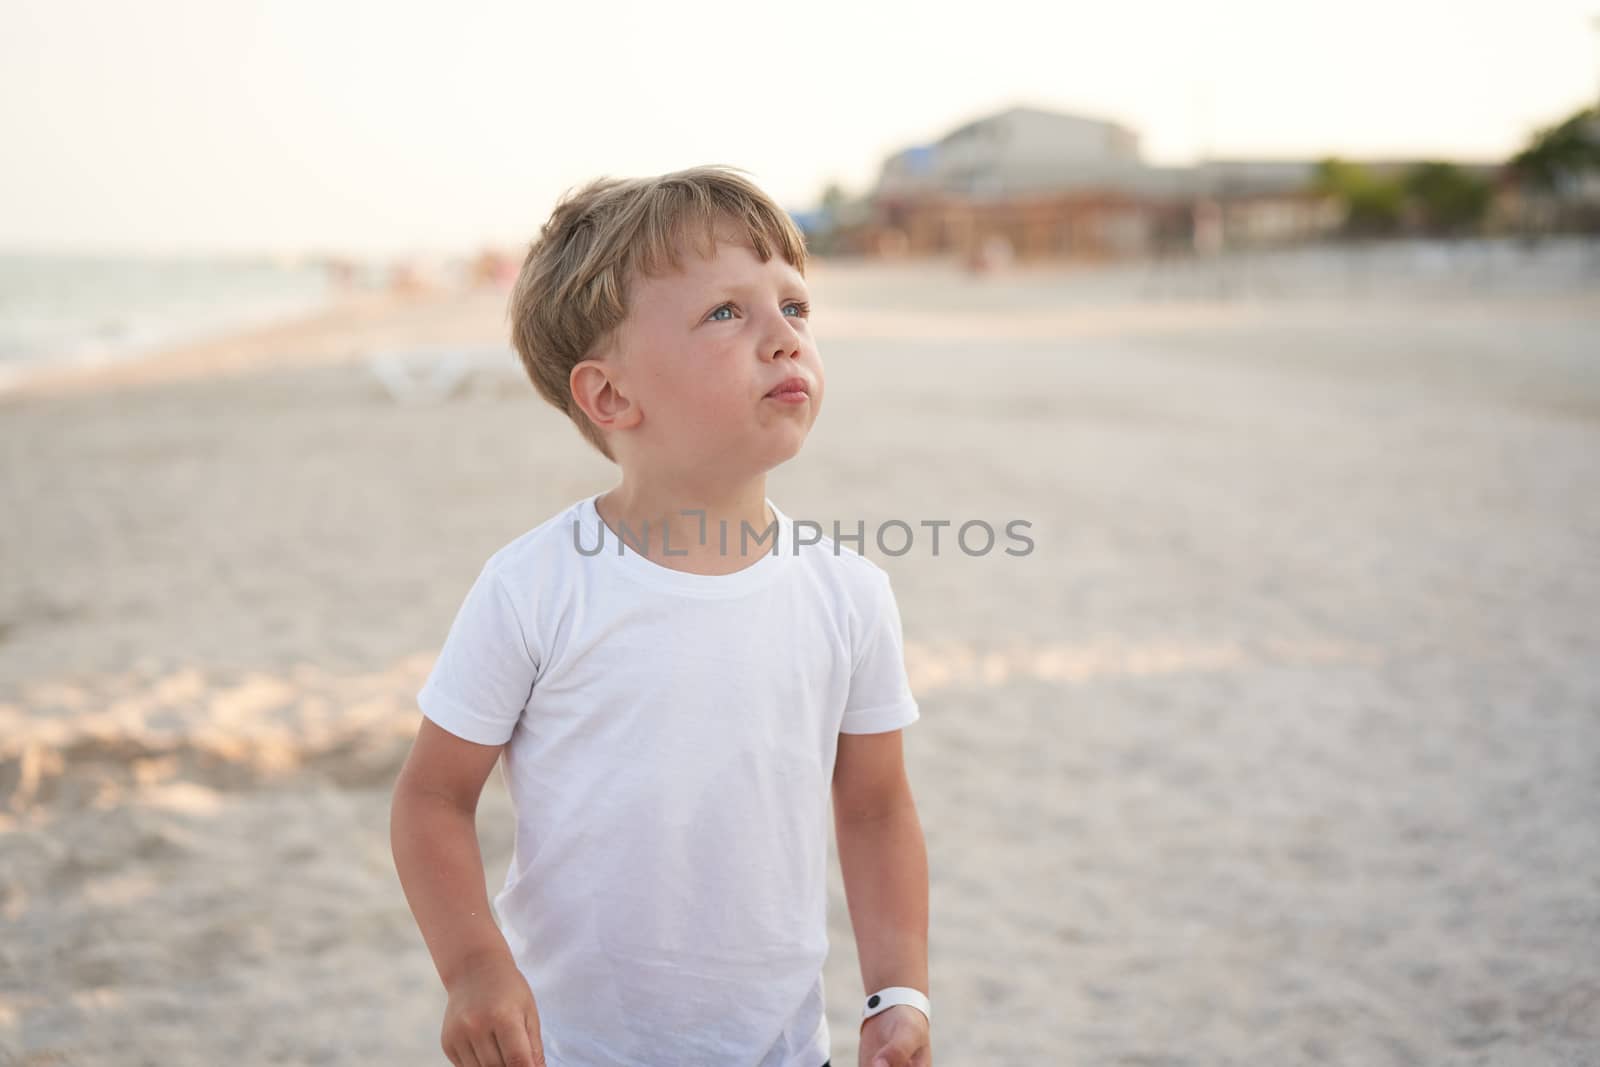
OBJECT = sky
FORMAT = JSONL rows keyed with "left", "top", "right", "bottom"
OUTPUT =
{"left": 2, "top": 0, "right": 1597, "bottom": 260}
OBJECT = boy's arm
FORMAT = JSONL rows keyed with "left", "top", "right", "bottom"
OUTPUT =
{"left": 832, "top": 727, "right": 929, "bottom": 1004}
{"left": 390, "top": 715, "right": 517, "bottom": 986}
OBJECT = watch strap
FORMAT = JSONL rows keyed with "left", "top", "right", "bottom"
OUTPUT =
{"left": 860, "top": 986, "right": 931, "bottom": 1027}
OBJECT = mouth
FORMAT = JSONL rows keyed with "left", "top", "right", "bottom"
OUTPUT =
{"left": 764, "top": 376, "right": 810, "bottom": 400}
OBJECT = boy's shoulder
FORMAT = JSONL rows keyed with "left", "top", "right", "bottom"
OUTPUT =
{"left": 797, "top": 519, "right": 884, "bottom": 572}
{"left": 479, "top": 496, "right": 591, "bottom": 582}
{"left": 789, "top": 513, "right": 897, "bottom": 601}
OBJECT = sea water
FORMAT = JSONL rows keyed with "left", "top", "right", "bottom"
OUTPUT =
{"left": 0, "top": 251, "right": 337, "bottom": 388}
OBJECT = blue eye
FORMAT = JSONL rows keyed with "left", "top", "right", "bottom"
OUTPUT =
{"left": 707, "top": 301, "right": 810, "bottom": 322}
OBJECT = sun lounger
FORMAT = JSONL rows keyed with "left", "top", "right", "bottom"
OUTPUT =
{"left": 366, "top": 345, "right": 519, "bottom": 403}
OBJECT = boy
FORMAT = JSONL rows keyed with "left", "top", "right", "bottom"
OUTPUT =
{"left": 389, "top": 165, "right": 931, "bottom": 1067}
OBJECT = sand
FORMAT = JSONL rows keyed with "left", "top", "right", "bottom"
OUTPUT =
{"left": 2, "top": 242, "right": 1598, "bottom": 1065}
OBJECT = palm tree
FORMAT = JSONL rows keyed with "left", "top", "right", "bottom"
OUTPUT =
{"left": 1509, "top": 107, "right": 1600, "bottom": 194}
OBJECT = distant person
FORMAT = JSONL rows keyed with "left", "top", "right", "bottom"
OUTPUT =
{"left": 965, "top": 232, "right": 1013, "bottom": 275}
{"left": 389, "top": 165, "right": 932, "bottom": 1067}
{"left": 389, "top": 260, "right": 432, "bottom": 298}
{"left": 470, "top": 248, "right": 518, "bottom": 290}
{"left": 1192, "top": 199, "right": 1224, "bottom": 257}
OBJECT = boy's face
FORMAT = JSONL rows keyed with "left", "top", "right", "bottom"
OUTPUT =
{"left": 596, "top": 220, "right": 822, "bottom": 478}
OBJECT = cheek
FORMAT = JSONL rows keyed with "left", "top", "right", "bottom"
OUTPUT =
{"left": 663, "top": 375, "right": 747, "bottom": 429}
{"left": 644, "top": 360, "right": 708, "bottom": 407}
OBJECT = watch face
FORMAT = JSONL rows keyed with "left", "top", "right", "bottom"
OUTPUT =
{"left": 867, "top": 995, "right": 881, "bottom": 1008}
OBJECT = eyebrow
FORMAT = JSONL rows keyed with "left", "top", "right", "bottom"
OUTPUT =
{"left": 707, "top": 278, "right": 808, "bottom": 297}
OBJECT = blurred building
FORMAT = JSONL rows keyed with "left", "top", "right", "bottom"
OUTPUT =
{"left": 822, "top": 106, "right": 1377, "bottom": 262}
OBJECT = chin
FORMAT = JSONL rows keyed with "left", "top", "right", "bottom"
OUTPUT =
{"left": 759, "top": 432, "right": 808, "bottom": 468}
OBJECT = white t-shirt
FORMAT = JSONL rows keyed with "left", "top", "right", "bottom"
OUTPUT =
{"left": 416, "top": 492, "right": 920, "bottom": 1067}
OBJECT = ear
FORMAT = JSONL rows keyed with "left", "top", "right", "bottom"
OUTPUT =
{"left": 570, "top": 357, "right": 641, "bottom": 433}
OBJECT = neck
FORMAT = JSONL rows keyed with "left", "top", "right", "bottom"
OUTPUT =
{"left": 595, "top": 475, "right": 777, "bottom": 573}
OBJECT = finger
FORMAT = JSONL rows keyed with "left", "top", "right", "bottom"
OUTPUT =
{"left": 470, "top": 1032, "right": 502, "bottom": 1067}
{"left": 526, "top": 1014, "right": 547, "bottom": 1067}
{"left": 873, "top": 1042, "right": 913, "bottom": 1067}
{"left": 451, "top": 1040, "right": 483, "bottom": 1067}
{"left": 896, "top": 1027, "right": 929, "bottom": 1066}
{"left": 494, "top": 1020, "right": 537, "bottom": 1067}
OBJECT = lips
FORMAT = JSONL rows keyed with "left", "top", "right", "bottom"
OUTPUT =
{"left": 765, "top": 376, "right": 810, "bottom": 398}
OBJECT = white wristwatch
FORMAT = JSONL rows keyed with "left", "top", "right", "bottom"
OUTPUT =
{"left": 860, "top": 986, "right": 931, "bottom": 1027}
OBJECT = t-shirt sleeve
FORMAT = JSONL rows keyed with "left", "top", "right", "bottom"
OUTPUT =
{"left": 840, "top": 569, "right": 921, "bottom": 734}
{"left": 416, "top": 560, "right": 539, "bottom": 747}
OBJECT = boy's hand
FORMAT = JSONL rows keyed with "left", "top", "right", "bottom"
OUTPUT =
{"left": 441, "top": 952, "right": 546, "bottom": 1067}
{"left": 858, "top": 1004, "right": 931, "bottom": 1067}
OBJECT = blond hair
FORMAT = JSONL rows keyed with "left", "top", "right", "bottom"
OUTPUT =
{"left": 507, "top": 164, "right": 810, "bottom": 462}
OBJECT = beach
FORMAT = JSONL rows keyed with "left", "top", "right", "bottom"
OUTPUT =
{"left": 3, "top": 244, "right": 1598, "bottom": 1064}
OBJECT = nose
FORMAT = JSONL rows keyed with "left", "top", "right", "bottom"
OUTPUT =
{"left": 763, "top": 308, "right": 803, "bottom": 361}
